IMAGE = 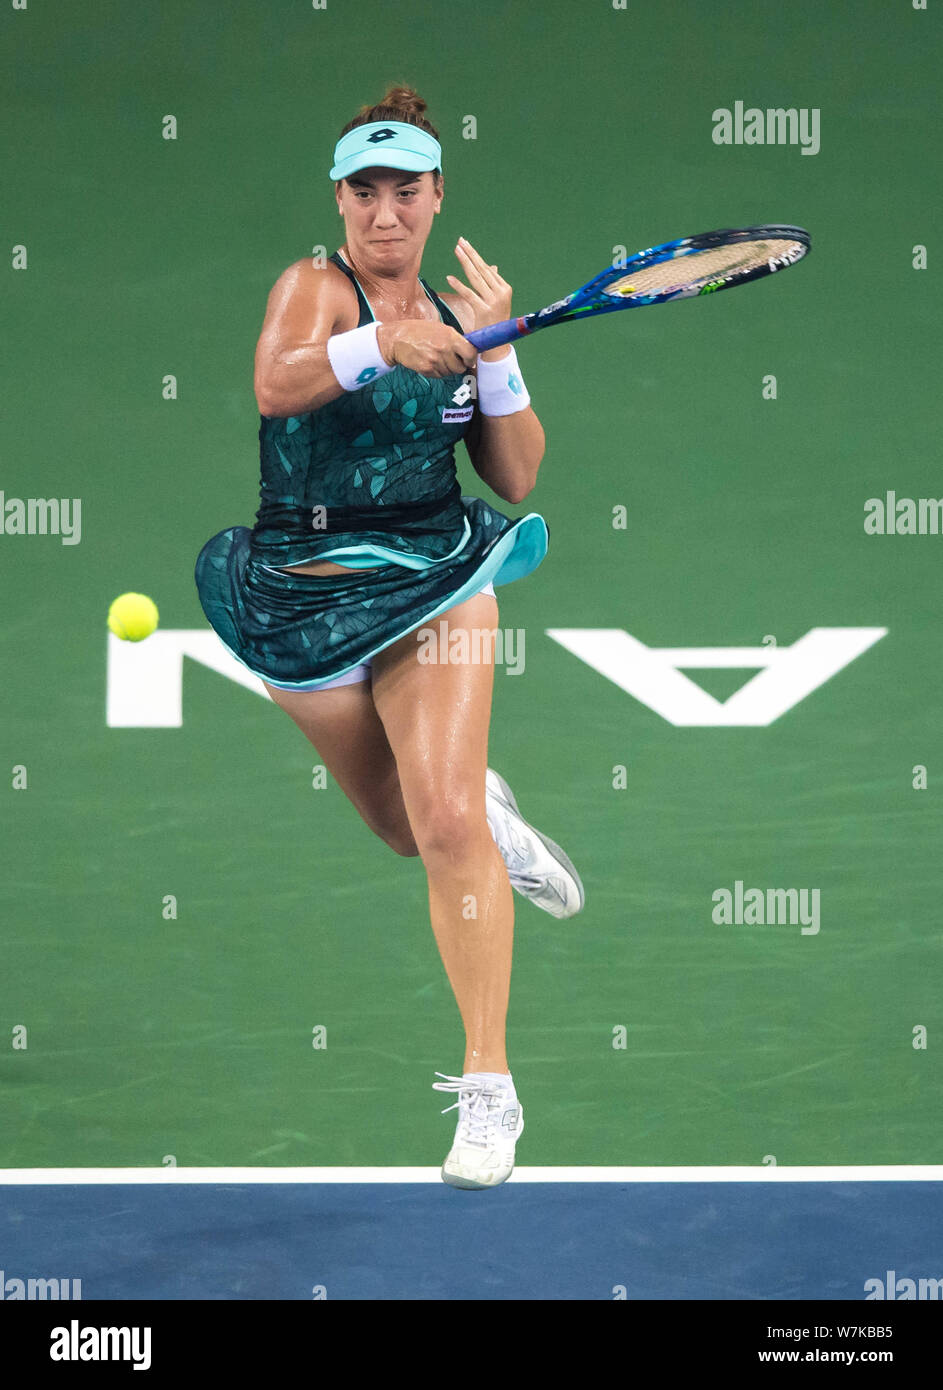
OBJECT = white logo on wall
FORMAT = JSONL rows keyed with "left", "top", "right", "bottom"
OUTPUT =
{"left": 107, "top": 627, "right": 886, "bottom": 727}
{"left": 543, "top": 628, "right": 886, "bottom": 726}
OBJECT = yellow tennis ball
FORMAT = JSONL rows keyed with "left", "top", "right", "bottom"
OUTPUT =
{"left": 107, "top": 592, "right": 159, "bottom": 642}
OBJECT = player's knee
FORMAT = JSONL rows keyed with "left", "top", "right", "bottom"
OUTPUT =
{"left": 410, "top": 797, "right": 489, "bottom": 865}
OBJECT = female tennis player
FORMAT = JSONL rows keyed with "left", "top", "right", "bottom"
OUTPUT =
{"left": 195, "top": 86, "right": 583, "bottom": 1189}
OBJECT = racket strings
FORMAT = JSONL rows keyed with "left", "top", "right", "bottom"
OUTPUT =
{"left": 606, "top": 238, "right": 804, "bottom": 299}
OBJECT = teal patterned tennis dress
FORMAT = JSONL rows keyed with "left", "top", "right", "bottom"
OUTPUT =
{"left": 194, "top": 250, "right": 549, "bottom": 690}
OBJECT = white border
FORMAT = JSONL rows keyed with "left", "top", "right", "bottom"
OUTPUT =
{"left": 1, "top": 1166, "right": 941, "bottom": 1184}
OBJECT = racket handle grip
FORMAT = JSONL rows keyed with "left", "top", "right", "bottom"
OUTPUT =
{"left": 466, "top": 317, "right": 531, "bottom": 350}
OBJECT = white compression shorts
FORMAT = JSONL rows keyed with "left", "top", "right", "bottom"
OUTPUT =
{"left": 310, "top": 577, "right": 496, "bottom": 690}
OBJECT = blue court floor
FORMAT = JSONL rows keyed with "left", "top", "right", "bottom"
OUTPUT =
{"left": 2, "top": 1179, "right": 940, "bottom": 1300}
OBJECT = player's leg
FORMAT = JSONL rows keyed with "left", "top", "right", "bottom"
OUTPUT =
{"left": 262, "top": 676, "right": 419, "bottom": 858}
{"left": 369, "top": 590, "right": 512, "bottom": 1074}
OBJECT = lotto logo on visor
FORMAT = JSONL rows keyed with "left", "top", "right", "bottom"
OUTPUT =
{"left": 330, "top": 120, "right": 443, "bottom": 180}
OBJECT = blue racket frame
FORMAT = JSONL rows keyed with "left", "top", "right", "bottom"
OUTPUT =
{"left": 466, "top": 224, "right": 811, "bottom": 351}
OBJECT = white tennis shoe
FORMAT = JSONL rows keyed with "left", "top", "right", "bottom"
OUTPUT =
{"left": 485, "top": 767, "right": 585, "bottom": 919}
{"left": 434, "top": 1072, "right": 524, "bottom": 1189}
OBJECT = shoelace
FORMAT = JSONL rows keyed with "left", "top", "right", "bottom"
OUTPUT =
{"left": 488, "top": 815, "right": 542, "bottom": 887}
{"left": 487, "top": 805, "right": 565, "bottom": 898}
{"left": 487, "top": 806, "right": 530, "bottom": 869}
{"left": 433, "top": 1073, "right": 508, "bottom": 1148}
{"left": 486, "top": 806, "right": 561, "bottom": 889}
{"left": 492, "top": 800, "right": 573, "bottom": 906}
{"left": 508, "top": 869, "right": 544, "bottom": 890}
{"left": 507, "top": 864, "right": 567, "bottom": 897}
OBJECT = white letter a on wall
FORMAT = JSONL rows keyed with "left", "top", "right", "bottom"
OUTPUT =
{"left": 543, "top": 628, "right": 887, "bottom": 726}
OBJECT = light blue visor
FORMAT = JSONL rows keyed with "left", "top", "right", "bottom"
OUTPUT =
{"left": 330, "top": 120, "right": 442, "bottom": 181}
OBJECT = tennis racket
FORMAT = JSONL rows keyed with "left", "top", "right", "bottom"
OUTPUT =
{"left": 465, "top": 224, "right": 811, "bottom": 351}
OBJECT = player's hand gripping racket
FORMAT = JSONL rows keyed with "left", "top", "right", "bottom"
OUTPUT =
{"left": 465, "top": 224, "right": 811, "bottom": 351}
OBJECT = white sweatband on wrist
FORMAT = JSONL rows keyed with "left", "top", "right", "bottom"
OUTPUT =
{"left": 326, "top": 321, "right": 394, "bottom": 392}
{"left": 475, "top": 345, "right": 531, "bottom": 416}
